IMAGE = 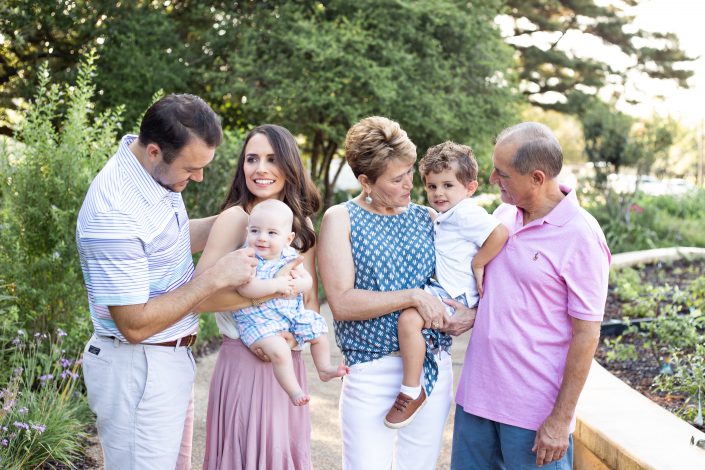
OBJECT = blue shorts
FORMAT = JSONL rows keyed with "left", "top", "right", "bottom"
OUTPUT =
{"left": 451, "top": 405, "right": 573, "bottom": 470}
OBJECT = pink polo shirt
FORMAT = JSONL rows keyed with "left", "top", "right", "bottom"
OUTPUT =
{"left": 455, "top": 186, "right": 611, "bottom": 432}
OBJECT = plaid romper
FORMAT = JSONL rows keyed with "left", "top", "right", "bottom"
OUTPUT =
{"left": 234, "top": 246, "right": 328, "bottom": 347}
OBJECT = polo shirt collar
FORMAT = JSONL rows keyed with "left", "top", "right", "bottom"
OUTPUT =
{"left": 116, "top": 135, "right": 170, "bottom": 205}
{"left": 539, "top": 184, "right": 580, "bottom": 227}
{"left": 436, "top": 197, "right": 472, "bottom": 224}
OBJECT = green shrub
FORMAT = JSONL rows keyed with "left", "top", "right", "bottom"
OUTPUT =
{"left": 587, "top": 189, "right": 705, "bottom": 253}
{"left": 0, "top": 53, "right": 123, "bottom": 351}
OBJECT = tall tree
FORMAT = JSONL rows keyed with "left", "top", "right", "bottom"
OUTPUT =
{"left": 0, "top": 0, "right": 195, "bottom": 135}
{"left": 200, "top": 0, "right": 518, "bottom": 209}
{"left": 502, "top": 0, "right": 694, "bottom": 114}
{"left": 581, "top": 99, "right": 633, "bottom": 177}
{"left": 0, "top": 1, "right": 112, "bottom": 135}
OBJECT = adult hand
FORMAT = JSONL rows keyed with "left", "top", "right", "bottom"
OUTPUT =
{"left": 531, "top": 415, "right": 570, "bottom": 467}
{"left": 276, "top": 256, "right": 304, "bottom": 278}
{"left": 440, "top": 299, "right": 476, "bottom": 336}
{"left": 214, "top": 247, "right": 257, "bottom": 286}
{"left": 274, "top": 275, "right": 296, "bottom": 297}
{"left": 251, "top": 331, "right": 298, "bottom": 362}
{"left": 413, "top": 289, "right": 446, "bottom": 329}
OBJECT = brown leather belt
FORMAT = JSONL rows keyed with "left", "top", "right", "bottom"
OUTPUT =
{"left": 105, "top": 334, "right": 197, "bottom": 348}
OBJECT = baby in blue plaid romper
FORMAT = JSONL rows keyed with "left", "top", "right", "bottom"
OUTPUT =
{"left": 235, "top": 199, "right": 349, "bottom": 406}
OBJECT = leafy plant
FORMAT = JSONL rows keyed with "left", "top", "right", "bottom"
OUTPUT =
{"left": 603, "top": 262, "right": 705, "bottom": 427}
{"left": 0, "top": 52, "right": 123, "bottom": 351}
{"left": 0, "top": 329, "right": 91, "bottom": 469}
{"left": 654, "top": 344, "right": 705, "bottom": 425}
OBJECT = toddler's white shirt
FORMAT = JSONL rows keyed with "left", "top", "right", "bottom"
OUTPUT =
{"left": 434, "top": 197, "right": 500, "bottom": 306}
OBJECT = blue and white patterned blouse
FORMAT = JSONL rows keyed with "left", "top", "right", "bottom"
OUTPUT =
{"left": 335, "top": 200, "right": 452, "bottom": 395}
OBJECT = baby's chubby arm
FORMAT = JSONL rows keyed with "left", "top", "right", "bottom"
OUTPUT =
{"left": 237, "top": 275, "right": 295, "bottom": 299}
{"left": 471, "top": 223, "right": 509, "bottom": 297}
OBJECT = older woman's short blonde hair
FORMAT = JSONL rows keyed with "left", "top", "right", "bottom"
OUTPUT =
{"left": 344, "top": 116, "right": 417, "bottom": 183}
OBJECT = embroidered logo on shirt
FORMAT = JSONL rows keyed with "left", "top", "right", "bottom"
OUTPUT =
{"left": 533, "top": 252, "right": 540, "bottom": 261}
{"left": 88, "top": 345, "right": 101, "bottom": 356}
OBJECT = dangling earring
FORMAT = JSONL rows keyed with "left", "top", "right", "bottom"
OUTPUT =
{"left": 364, "top": 192, "right": 373, "bottom": 204}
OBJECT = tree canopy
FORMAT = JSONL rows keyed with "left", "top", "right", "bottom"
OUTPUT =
{"left": 501, "top": 0, "right": 694, "bottom": 114}
{"left": 199, "top": 0, "right": 517, "bottom": 207}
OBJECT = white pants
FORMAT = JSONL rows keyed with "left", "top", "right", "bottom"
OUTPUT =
{"left": 82, "top": 334, "right": 196, "bottom": 470}
{"left": 340, "top": 352, "right": 453, "bottom": 470}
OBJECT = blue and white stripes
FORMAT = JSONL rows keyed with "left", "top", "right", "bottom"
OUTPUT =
{"left": 76, "top": 135, "right": 198, "bottom": 343}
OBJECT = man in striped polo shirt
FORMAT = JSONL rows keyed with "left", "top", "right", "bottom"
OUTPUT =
{"left": 77, "top": 94, "right": 258, "bottom": 469}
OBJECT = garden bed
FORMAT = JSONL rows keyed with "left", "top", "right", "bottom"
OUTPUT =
{"left": 595, "top": 256, "right": 705, "bottom": 432}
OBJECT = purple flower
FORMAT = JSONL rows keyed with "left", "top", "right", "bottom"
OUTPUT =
{"left": 17, "top": 407, "right": 28, "bottom": 415}
{"left": 1, "top": 438, "right": 7, "bottom": 447}
{"left": 13, "top": 421, "right": 29, "bottom": 430}
{"left": 13, "top": 367, "right": 23, "bottom": 376}
{"left": 60, "top": 358, "right": 71, "bottom": 368}
{"left": 60, "top": 370, "right": 79, "bottom": 380}
{"left": 17, "top": 329, "right": 25, "bottom": 336}
{"left": 11, "top": 337, "right": 21, "bottom": 346}
{"left": 2, "top": 399, "right": 14, "bottom": 411}
{"left": 39, "top": 374, "right": 53, "bottom": 382}
{"left": 34, "top": 332, "right": 48, "bottom": 341}
{"left": 31, "top": 424, "right": 46, "bottom": 433}
{"left": 56, "top": 328, "right": 67, "bottom": 337}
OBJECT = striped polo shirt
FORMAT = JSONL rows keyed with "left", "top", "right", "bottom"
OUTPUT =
{"left": 76, "top": 135, "right": 198, "bottom": 343}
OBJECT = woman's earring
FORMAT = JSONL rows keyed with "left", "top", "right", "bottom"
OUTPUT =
{"left": 364, "top": 193, "right": 373, "bottom": 204}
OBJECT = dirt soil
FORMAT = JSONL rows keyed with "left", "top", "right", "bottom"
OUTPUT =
{"left": 596, "top": 257, "right": 705, "bottom": 432}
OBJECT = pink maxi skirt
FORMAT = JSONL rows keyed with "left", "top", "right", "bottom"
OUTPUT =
{"left": 203, "top": 336, "right": 312, "bottom": 470}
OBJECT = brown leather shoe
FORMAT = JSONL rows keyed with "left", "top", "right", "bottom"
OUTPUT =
{"left": 383, "top": 388, "right": 427, "bottom": 429}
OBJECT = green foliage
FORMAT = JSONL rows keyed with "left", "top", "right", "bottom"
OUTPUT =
{"left": 586, "top": 189, "right": 705, "bottom": 254}
{"left": 625, "top": 116, "right": 677, "bottom": 176}
{"left": 94, "top": 4, "right": 193, "bottom": 127}
{"left": 610, "top": 267, "right": 642, "bottom": 303}
{"left": 201, "top": 0, "right": 518, "bottom": 208}
{"left": 580, "top": 100, "right": 634, "bottom": 176}
{"left": 604, "top": 263, "right": 705, "bottom": 426}
{"left": 196, "top": 315, "right": 221, "bottom": 351}
{"left": 587, "top": 189, "right": 657, "bottom": 253}
{"left": 0, "top": 1, "right": 195, "bottom": 136}
{"left": 654, "top": 342, "right": 705, "bottom": 425}
{"left": 0, "top": 53, "right": 123, "bottom": 349}
{"left": 502, "top": 0, "right": 694, "bottom": 114}
{"left": 0, "top": 329, "right": 91, "bottom": 469}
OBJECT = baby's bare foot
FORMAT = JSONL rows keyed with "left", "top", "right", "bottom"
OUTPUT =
{"left": 319, "top": 363, "right": 350, "bottom": 382}
{"left": 290, "top": 392, "right": 310, "bottom": 406}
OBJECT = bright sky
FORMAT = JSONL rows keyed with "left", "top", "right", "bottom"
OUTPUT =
{"left": 622, "top": 0, "right": 705, "bottom": 124}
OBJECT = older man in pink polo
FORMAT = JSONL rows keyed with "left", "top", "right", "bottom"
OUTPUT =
{"left": 447, "top": 122, "right": 611, "bottom": 469}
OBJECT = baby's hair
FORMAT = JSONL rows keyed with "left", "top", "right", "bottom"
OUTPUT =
{"left": 249, "top": 199, "right": 294, "bottom": 231}
{"left": 419, "top": 141, "right": 478, "bottom": 185}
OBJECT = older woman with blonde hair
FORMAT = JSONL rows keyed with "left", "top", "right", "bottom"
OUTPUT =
{"left": 318, "top": 116, "right": 475, "bottom": 469}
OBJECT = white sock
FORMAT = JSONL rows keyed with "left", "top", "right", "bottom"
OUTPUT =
{"left": 400, "top": 384, "right": 422, "bottom": 399}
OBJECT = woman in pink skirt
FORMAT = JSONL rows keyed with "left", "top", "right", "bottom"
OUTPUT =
{"left": 195, "top": 124, "right": 321, "bottom": 469}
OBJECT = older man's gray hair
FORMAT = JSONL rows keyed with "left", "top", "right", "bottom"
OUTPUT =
{"left": 496, "top": 122, "right": 563, "bottom": 178}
